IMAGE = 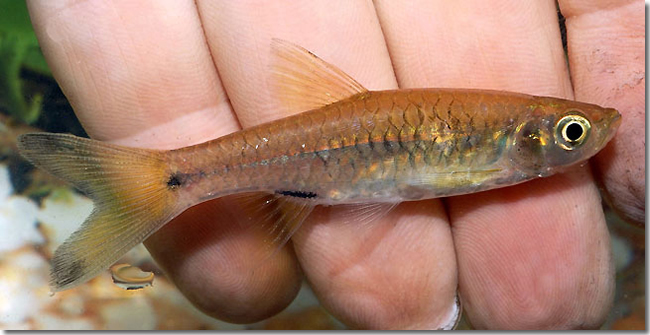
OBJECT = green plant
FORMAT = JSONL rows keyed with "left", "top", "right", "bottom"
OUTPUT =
{"left": 0, "top": 0, "right": 51, "bottom": 124}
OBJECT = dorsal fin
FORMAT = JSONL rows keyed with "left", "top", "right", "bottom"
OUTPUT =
{"left": 270, "top": 39, "right": 368, "bottom": 114}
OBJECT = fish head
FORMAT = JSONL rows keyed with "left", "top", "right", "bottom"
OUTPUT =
{"left": 508, "top": 99, "right": 621, "bottom": 177}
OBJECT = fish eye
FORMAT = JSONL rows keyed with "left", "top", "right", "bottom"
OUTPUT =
{"left": 555, "top": 113, "right": 591, "bottom": 150}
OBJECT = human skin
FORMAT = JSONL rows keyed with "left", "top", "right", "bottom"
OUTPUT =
{"left": 26, "top": 0, "right": 643, "bottom": 330}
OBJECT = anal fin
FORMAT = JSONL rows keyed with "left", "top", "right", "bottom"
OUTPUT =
{"left": 227, "top": 192, "right": 315, "bottom": 264}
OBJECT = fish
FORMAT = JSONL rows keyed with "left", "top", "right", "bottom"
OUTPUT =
{"left": 16, "top": 40, "right": 621, "bottom": 292}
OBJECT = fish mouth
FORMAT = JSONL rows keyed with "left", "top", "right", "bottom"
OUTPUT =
{"left": 599, "top": 108, "right": 622, "bottom": 148}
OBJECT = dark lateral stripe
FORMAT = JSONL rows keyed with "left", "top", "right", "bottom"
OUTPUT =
{"left": 275, "top": 190, "right": 318, "bottom": 199}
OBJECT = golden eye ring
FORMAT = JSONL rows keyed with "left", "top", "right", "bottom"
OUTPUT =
{"left": 555, "top": 114, "right": 591, "bottom": 151}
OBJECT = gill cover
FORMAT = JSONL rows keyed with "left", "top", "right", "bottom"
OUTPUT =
{"left": 508, "top": 118, "right": 553, "bottom": 177}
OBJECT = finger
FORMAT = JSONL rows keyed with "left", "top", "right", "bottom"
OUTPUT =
{"left": 26, "top": 0, "right": 302, "bottom": 323}
{"left": 375, "top": 0, "right": 613, "bottom": 329}
{"left": 195, "top": 1, "right": 395, "bottom": 127}
{"left": 196, "top": 1, "right": 459, "bottom": 329}
{"left": 26, "top": 0, "right": 236, "bottom": 146}
{"left": 559, "top": 0, "right": 645, "bottom": 226}
{"left": 451, "top": 170, "right": 614, "bottom": 329}
{"left": 375, "top": 0, "right": 572, "bottom": 95}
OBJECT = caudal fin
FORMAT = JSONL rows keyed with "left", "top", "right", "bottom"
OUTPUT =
{"left": 17, "top": 133, "right": 182, "bottom": 291}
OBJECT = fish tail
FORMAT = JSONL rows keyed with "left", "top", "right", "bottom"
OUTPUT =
{"left": 17, "top": 133, "right": 182, "bottom": 291}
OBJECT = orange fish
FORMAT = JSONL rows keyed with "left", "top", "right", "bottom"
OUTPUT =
{"left": 17, "top": 40, "right": 621, "bottom": 291}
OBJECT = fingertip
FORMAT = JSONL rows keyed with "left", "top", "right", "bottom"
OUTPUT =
{"left": 294, "top": 201, "right": 459, "bottom": 329}
{"left": 144, "top": 200, "right": 303, "bottom": 324}
{"left": 450, "top": 169, "right": 615, "bottom": 329}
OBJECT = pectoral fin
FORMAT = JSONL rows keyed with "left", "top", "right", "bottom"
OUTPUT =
{"left": 404, "top": 168, "right": 505, "bottom": 198}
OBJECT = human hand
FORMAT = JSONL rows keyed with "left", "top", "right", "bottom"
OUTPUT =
{"left": 27, "top": 0, "right": 643, "bottom": 329}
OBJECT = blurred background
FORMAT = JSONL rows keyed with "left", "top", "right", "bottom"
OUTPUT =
{"left": 0, "top": 1, "right": 643, "bottom": 330}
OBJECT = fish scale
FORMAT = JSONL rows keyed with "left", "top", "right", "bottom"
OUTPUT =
{"left": 167, "top": 89, "right": 549, "bottom": 204}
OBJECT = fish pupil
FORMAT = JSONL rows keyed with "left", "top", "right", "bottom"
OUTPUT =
{"left": 565, "top": 122, "right": 583, "bottom": 142}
